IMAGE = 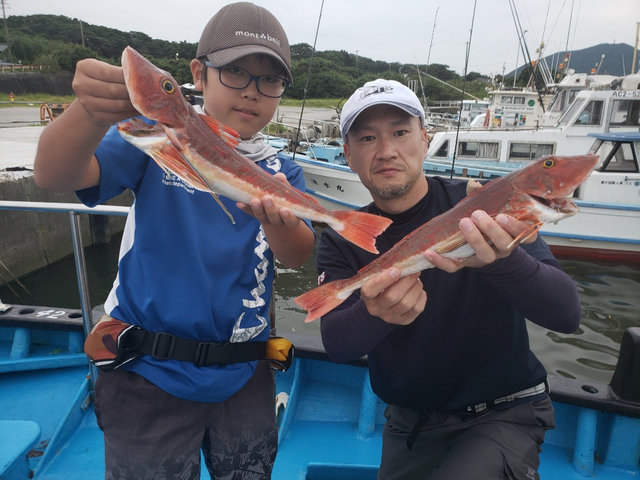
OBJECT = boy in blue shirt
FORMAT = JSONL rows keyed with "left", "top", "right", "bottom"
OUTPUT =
{"left": 34, "top": 3, "right": 314, "bottom": 478}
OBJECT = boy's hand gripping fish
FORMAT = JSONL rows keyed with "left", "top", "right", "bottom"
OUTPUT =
{"left": 295, "top": 154, "right": 599, "bottom": 322}
{"left": 117, "top": 46, "right": 391, "bottom": 254}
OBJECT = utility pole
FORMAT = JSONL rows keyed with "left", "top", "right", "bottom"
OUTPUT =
{"left": 79, "top": 20, "right": 86, "bottom": 48}
{"left": 1, "top": 0, "right": 12, "bottom": 64}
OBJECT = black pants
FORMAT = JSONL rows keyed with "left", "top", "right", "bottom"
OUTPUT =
{"left": 94, "top": 361, "right": 277, "bottom": 480}
{"left": 377, "top": 397, "right": 555, "bottom": 480}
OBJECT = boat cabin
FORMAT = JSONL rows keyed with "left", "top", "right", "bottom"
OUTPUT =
{"left": 483, "top": 88, "right": 548, "bottom": 128}
{"left": 426, "top": 78, "right": 640, "bottom": 168}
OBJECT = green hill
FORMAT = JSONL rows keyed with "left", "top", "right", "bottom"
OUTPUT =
{"left": 1, "top": 14, "right": 633, "bottom": 100}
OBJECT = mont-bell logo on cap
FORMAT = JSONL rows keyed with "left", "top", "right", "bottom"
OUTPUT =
{"left": 234, "top": 30, "right": 281, "bottom": 46}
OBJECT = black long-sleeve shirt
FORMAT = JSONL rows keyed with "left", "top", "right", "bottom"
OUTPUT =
{"left": 318, "top": 176, "right": 581, "bottom": 411}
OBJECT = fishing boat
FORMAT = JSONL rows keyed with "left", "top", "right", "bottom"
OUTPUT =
{"left": 1, "top": 201, "right": 639, "bottom": 480}
{"left": 274, "top": 130, "right": 640, "bottom": 263}
{"left": 424, "top": 73, "right": 640, "bottom": 174}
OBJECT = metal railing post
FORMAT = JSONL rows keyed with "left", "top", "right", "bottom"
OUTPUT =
{"left": 69, "top": 211, "right": 98, "bottom": 388}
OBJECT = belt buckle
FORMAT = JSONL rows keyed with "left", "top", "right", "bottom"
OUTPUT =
{"left": 194, "top": 342, "right": 211, "bottom": 366}
{"left": 468, "top": 402, "right": 488, "bottom": 414}
{"left": 151, "top": 332, "right": 176, "bottom": 360}
{"left": 195, "top": 341, "right": 227, "bottom": 366}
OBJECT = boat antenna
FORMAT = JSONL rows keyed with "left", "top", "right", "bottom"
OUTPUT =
{"left": 421, "top": 6, "right": 440, "bottom": 110}
{"left": 292, "top": 0, "right": 325, "bottom": 162}
{"left": 449, "top": 0, "right": 478, "bottom": 179}
{"left": 564, "top": 0, "right": 575, "bottom": 70}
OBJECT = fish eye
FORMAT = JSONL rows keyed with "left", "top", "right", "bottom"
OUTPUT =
{"left": 161, "top": 78, "right": 175, "bottom": 94}
{"left": 542, "top": 158, "right": 555, "bottom": 169}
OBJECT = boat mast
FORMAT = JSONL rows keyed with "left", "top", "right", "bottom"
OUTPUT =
{"left": 292, "top": 0, "right": 325, "bottom": 162}
{"left": 508, "top": 0, "right": 546, "bottom": 112}
{"left": 450, "top": 0, "right": 478, "bottom": 178}
{"left": 420, "top": 6, "right": 439, "bottom": 110}
{"left": 633, "top": 22, "right": 640, "bottom": 74}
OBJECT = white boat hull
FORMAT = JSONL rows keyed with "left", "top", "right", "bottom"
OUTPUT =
{"left": 294, "top": 156, "right": 372, "bottom": 209}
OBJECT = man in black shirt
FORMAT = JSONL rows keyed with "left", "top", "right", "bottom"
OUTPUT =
{"left": 317, "top": 79, "right": 581, "bottom": 479}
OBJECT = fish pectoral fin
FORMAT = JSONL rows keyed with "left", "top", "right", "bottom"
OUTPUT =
{"left": 117, "top": 117, "right": 164, "bottom": 136}
{"left": 199, "top": 114, "right": 240, "bottom": 149}
{"left": 208, "top": 192, "right": 236, "bottom": 224}
{"left": 151, "top": 143, "right": 212, "bottom": 192}
{"left": 434, "top": 231, "right": 468, "bottom": 254}
{"left": 508, "top": 222, "right": 542, "bottom": 249}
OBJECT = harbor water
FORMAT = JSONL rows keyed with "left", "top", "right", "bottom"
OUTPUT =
{"left": 1, "top": 228, "right": 638, "bottom": 386}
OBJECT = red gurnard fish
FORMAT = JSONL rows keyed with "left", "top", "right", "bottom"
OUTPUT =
{"left": 295, "top": 154, "right": 599, "bottom": 322}
{"left": 117, "top": 46, "right": 391, "bottom": 253}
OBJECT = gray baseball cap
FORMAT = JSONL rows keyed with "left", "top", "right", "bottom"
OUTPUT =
{"left": 196, "top": 2, "right": 292, "bottom": 84}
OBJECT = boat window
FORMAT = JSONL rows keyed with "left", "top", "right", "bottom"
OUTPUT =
{"left": 501, "top": 96, "right": 513, "bottom": 104}
{"left": 458, "top": 141, "right": 499, "bottom": 159}
{"left": 574, "top": 100, "right": 604, "bottom": 126}
{"left": 609, "top": 99, "right": 640, "bottom": 127}
{"left": 558, "top": 98, "right": 585, "bottom": 126}
{"left": 600, "top": 142, "right": 639, "bottom": 173}
{"left": 568, "top": 90, "right": 578, "bottom": 105}
{"left": 433, "top": 139, "right": 449, "bottom": 158}
{"left": 508, "top": 143, "right": 555, "bottom": 161}
{"left": 547, "top": 91, "right": 564, "bottom": 112}
{"left": 513, "top": 96, "right": 526, "bottom": 105}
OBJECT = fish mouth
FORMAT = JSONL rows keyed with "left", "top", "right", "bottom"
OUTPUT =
{"left": 530, "top": 193, "right": 578, "bottom": 214}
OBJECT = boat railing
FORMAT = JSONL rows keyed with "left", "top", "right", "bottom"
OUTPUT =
{"left": 0, "top": 200, "right": 130, "bottom": 386}
{"left": 264, "top": 120, "right": 341, "bottom": 163}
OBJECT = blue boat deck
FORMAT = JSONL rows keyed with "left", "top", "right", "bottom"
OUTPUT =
{"left": 1, "top": 305, "right": 640, "bottom": 479}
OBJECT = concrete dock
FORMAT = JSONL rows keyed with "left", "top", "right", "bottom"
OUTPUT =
{"left": 0, "top": 107, "right": 130, "bottom": 283}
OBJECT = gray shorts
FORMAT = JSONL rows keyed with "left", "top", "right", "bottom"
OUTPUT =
{"left": 94, "top": 360, "right": 277, "bottom": 480}
{"left": 377, "top": 397, "right": 555, "bottom": 480}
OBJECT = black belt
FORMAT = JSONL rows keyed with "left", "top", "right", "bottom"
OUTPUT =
{"left": 464, "top": 381, "right": 548, "bottom": 414}
{"left": 406, "top": 381, "right": 549, "bottom": 450}
{"left": 120, "top": 326, "right": 267, "bottom": 367}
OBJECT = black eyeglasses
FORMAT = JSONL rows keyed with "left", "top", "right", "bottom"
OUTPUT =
{"left": 204, "top": 62, "right": 289, "bottom": 98}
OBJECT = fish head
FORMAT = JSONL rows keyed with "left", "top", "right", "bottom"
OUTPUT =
{"left": 509, "top": 154, "right": 598, "bottom": 223}
{"left": 121, "top": 46, "right": 191, "bottom": 127}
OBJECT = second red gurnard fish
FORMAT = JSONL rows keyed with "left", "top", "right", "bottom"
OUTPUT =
{"left": 117, "top": 46, "right": 391, "bottom": 253}
{"left": 295, "top": 154, "right": 599, "bottom": 322}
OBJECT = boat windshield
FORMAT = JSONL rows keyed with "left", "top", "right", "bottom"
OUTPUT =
{"left": 574, "top": 100, "right": 604, "bottom": 126}
{"left": 558, "top": 98, "right": 586, "bottom": 126}
{"left": 598, "top": 141, "right": 640, "bottom": 173}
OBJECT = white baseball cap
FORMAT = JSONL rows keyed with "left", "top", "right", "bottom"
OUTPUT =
{"left": 340, "top": 79, "right": 425, "bottom": 142}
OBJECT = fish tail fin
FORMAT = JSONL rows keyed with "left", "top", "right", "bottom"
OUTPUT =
{"left": 295, "top": 280, "right": 349, "bottom": 322}
{"left": 331, "top": 211, "right": 393, "bottom": 254}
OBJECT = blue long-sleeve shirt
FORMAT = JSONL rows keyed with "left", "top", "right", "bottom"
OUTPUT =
{"left": 318, "top": 175, "right": 581, "bottom": 411}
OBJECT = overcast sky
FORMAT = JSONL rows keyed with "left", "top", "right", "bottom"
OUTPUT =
{"left": 4, "top": 0, "right": 639, "bottom": 76}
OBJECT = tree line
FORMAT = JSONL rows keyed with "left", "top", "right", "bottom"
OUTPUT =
{"left": 1, "top": 14, "right": 498, "bottom": 102}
